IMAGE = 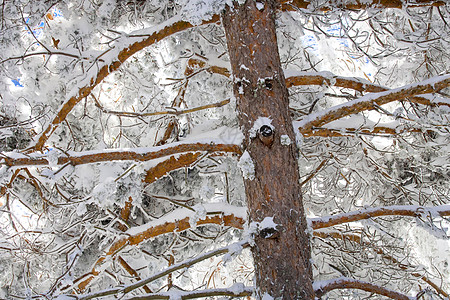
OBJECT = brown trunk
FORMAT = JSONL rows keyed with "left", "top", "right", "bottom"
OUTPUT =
{"left": 222, "top": 1, "right": 314, "bottom": 299}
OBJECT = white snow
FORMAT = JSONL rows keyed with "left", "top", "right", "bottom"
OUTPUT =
{"left": 126, "top": 202, "right": 246, "bottom": 236}
{"left": 259, "top": 216, "right": 277, "bottom": 230}
{"left": 262, "top": 292, "right": 274, "bottom": 300}
{"left": 237, "top": 150, "right": 255, "bottom": 180}
{"left": 249, "top": 117, "right": 273, "bottom": 139}
{"left": 280, "top": 134, "right": 291, "bottom": 146}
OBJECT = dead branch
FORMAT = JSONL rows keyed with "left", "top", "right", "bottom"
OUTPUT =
{"left": 32, "top": 15, "right": 220, "bottom": 152}
{"left": 314, "top": 277, "right": 412, "bottom": 300}
{"left": 2, "top": 142, "right": 241, "bottom": 167}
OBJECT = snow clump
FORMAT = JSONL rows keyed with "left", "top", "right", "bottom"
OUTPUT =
{"left": 238, "top": 150, "right": 255, "bottom": 180}
{"left": 280, "top": 134, "right": 291, "bottom": 146}
{"left": 179, "top": 0, "right": 246, "bottom": 25}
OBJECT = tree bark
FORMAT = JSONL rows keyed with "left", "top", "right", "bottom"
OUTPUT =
{"left": 222, "top": 1, "right": 314, "bottom": 299}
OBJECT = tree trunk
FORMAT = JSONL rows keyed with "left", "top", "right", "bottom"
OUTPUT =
{"left": 222, "top": 1, "right": 314, "bottom": 299}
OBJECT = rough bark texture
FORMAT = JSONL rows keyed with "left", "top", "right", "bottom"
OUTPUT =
{"left": 222, "top": 1, "right": 314, "bottom": 298}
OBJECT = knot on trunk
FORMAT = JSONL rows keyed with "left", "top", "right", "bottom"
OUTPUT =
{"left": 259, "top": 125, "right": 274, "bottom": 146}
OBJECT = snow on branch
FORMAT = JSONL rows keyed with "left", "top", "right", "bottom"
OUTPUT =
{"left": 123, "top": 285, "right": 254, "bottom": 300}
{"left": 280, "top": 0, "right": 446, "bottom": 11}
{"left": 32, "top": 14, "right": 220, "bottom": 152}
{"left": 303, "top": 126, "right": 420, "bottom": 137}
{"left": 144, "top": 152, "right": 203, "bottom": 184}
{"left": 285, "top": 70, "right": 387, "bottom": 93}
{"left": 94, "top": 95, "right": 230, "bottom": 118}
{"left": 74, "top": 203, "right": 246, "bottom": 292}
{"left": 75, "top": 239, "right": 249, "bottom": 299}
{"left": 314, "top": 277, "right": 413, "bottom": 300}
{"left": 286, "top": 71, "right": 450, "bottom": 107}
{"left": 297, "top": 74, "right": 450, "bottom": 134}
{"left": 1, "top": 141, "right": 241, "bottom": 167}
{"left": 310, "top": 204, "right": 450, "bottom": 229}
{"left": 313, "top": 231, "right": 449, "bottom": 298}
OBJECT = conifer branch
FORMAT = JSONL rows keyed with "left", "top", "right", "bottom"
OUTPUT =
{"left": 144, "top": 152, "right": 203, "bottom": 184}
{"left": 32, "top": 15, "right": 220, "bottom": 152}
{"left": 280, "top": 0, "right": 446, "bottom": 11}
{"left": 2, "top": 142, "right": 241, "bottom": 167}
{"left": 75, "top": 208, "right": 246, "bottom": 292}
{"left": 313, "top": 231, "right": 449, "bottom": 298}
{"left": 314, "top": 277, "right": 413, "bottom": 300}
{"left": 298, "top": 74, "right": 450, "bottom": 134}
{"left": 310, "top": 204, "right": 450, "bottom": 229}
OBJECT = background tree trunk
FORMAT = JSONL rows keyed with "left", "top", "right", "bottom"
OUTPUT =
{"left": 222, "top": 1, "right": 314, "bottom": 298}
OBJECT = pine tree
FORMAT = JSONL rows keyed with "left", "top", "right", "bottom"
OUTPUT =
{"left": 0, "top": 1, "right": 449, "bottom": 299}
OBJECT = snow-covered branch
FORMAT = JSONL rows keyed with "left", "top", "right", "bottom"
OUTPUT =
{"left": 285, "top": 70, "right": 386, "bottom": 93}
{"left": 2, "top": 141, "right": 241, "bottom": 167}
{"left": 297, "top": 74, "right": 450, "bottom": 134}
{"left": 310, "top": 204, "right": 450, "bottom": 229}
{"left": 32, "top": 14, "right": 220, "bottom": 152}
{"left": 94, "top": 96, "right": 230, "bottom": 118}
{"left": 123, "top": 285, "right": 254, "bottom": 300}
{"left": 286, "top": 71, "right": 449, "bottom": 107}
{"left": 75, "top": 203, "right": 246, "bottom": 292}
{"left": 75, "top": 239, "right": 249, "bottom": 299}
{"left": 313, "top": 231, "right": 449, "bottom": 298}
{"left": 280, "top": 0, "right": 446, "bottom": 11}
{"left": 314, "top": 277, "right": 413, "bottom": 300}
{"left": 144, "top": 152, "right": 203, "bottom": 184}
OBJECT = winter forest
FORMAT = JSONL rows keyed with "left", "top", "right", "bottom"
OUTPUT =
{"left": 0, "top": 0, "right": 449, "bottom": 299}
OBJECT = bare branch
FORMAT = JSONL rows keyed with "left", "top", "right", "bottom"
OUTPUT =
{"left": 303, "top": 126, "right": 425, "bottom": 137}
{"left": 286, "top": 71, "right": 386, "bottom": 93}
